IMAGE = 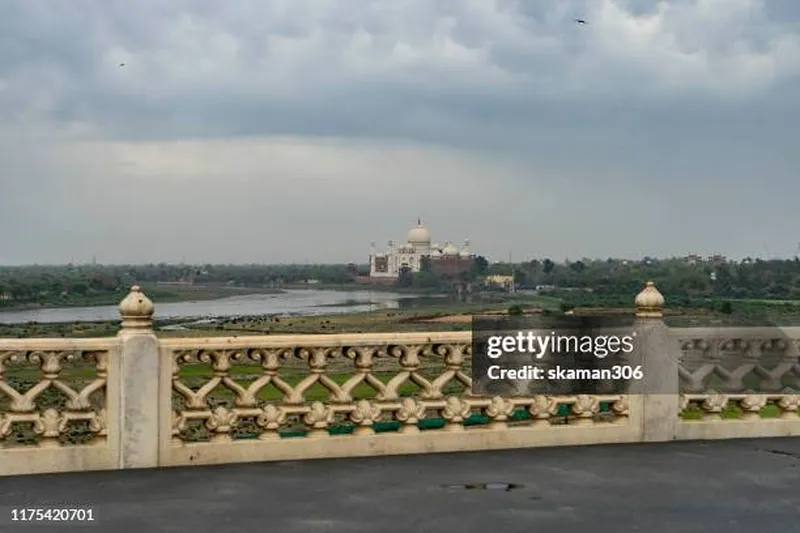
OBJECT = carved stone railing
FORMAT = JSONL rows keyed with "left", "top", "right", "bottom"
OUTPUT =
{"left": 0, "top": 337, "right": 120, "bottom": 475}
{"left": 161, "top": 333, "right": 630, "bottom": 446}
{"left": 672, "top": 326, "right": 800, "bottom": 440}
{"left": 1, "top": 282, "right": 799, "bottom": 476}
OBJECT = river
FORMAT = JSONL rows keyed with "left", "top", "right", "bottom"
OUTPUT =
{"left": 0, "top": 289, "right": 446, "bottom": 325}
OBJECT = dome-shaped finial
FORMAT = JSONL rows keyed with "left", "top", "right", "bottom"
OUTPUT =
{"left": 407, "top": 220, "right": 431, "bottom": 246}
{"left": 635, "top": 281, "right": 664, "bottom": 318}
{"left": 119, "top": 285, "right": 154, "bottom": 330}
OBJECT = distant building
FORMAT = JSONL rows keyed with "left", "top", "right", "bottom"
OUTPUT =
{"left": 369, "top": 220, "right": 475, "bottom": 279}
{"left": 685, "top": 253, "right": 728, "bottom": 265}
{"left": 685, "top": 254, "right": 703, "bottom": 265}
{"left": 485, "top": 275, "right": 514, "bottom": 290}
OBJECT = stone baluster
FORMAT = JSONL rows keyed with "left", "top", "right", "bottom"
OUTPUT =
{"left": 117, "top": 285, "right": 160, "bottom": 468}
{"left": 632, "top": 281, "right": 681, "bottom": 442}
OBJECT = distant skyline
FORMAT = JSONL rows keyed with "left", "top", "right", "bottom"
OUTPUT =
{"left": 3, "top": 251, "right": 798, "bottom": 268}
{"left": 2, "top": 0, "right": 799, "bottom": 265}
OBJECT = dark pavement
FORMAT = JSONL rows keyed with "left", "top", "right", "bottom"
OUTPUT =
{"left": 1, "top": 438, "right": 799, "bottom": 532}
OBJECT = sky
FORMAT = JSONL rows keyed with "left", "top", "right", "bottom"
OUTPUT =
{"left": 1, "top": 0, "right": 799, "bottom": 265}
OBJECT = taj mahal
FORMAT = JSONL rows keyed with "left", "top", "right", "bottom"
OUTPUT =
{"left": 369, "top": 219, "right": 474, "bottom": 279}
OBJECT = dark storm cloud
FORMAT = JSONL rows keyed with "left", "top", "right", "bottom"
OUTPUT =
{"left": 1, "top": 0, "right": 799, "bottom": 264}
{"left": 3, "top": 0, "right": 797, "bottom": 143}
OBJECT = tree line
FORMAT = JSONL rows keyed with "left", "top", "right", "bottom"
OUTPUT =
{"left": 504, "top": 257, "right": 799, "bottom": 300}
{"left": 0, "top": 263, "right": 363, "bottom": 304}
{"left": 1, "top": 257, "right": 798, "bottom": 306}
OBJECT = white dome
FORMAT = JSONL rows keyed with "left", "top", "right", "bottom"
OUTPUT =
{"left": 407, "top": 221, "right": 431, "bottom": 245}
{"left": 442, "top": 242, "right": 459, "bottom": 255}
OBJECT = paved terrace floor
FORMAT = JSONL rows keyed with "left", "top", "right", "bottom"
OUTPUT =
{"left": 1, "top": 438, "right": 799, "bottom": 532}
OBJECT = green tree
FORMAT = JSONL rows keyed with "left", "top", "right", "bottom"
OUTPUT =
{"left": 70, "top": 282, "right": 89, "bottom": 296}
{"left": 413, "top": 270, "right": 440, "bottom": 289}
{"left": 570, "top": 261, "right": 586, "bottom": 273}
{"left": 396, "top": 266, "right": 413, "bottom": 288}
{"left": 471, "top": 256, "right": 489, "bottom": 276}
{"left": 420, "top": 257, "right": 432, "bottom": 272}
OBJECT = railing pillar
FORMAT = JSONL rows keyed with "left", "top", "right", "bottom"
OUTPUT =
{"left": 633, "top": 281, "right": 681, "bottom": 442}
{"left": 116, "top": 285, "right": 160, "bottom": 469}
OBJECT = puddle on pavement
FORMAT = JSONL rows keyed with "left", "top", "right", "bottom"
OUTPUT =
{"left": 443, "top": 482, "right": 524, "bottom": 492}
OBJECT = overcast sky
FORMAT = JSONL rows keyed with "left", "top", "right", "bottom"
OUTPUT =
{"left": 1, "top": 0, "right": 799, "bottom": 265}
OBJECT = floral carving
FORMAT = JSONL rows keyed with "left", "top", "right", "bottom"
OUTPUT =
{"left": 205, "top": 407, "right": 238, "bottom": 441}
{"left": 0, "top": 414, "right": 11, "bottom": 439}
{"left": 89, "top": 409, "right": 107, "bottom": 435}
{"left": 350, "top": 400, "right": 381, "bottom": 425}
{"left": 303, "top": 402, "right": 334, "bottom": 437}
{"left": 486, "top": 397, "right": 515, "bottom": 427}
{"left": 257, "top": 405, "right": 287, "bottom": 430}
{"left": 349, "top": 400, "right": 382, "bottom": 435}
{"left": 739, "top": 395, "right": 768, "bottom": 418}
{"left": 701, "top": 393, "right": 728, "bottom": 413}
{"left": 527, "top": 395, "right": 554, "bottom": 422}
{"left": 442, "top": 397, "right": 471, "bottom": 430}
{"left": 611, "top": 396, "right": 629, "bottom": 417}
{"left": 777, "top": 395, "right": 800, "bottom": 417}
{"left": 172, "top": 411, "right": 188, "bottom": 440}
{"left": 571, "top": 395, "right": 600, "bottom": 424}
{"left": 34, "top": 409, "right": 67, "bottom": 445}
{"left": 395, "top": 398, "right": 426, "bottom": 433}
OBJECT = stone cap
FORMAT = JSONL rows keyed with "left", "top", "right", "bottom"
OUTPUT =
{"left": 635, "top": 281, "right": 664, "bottom": 318}
{"left": 119, "top": 285, "right": 154, "bottom": 330}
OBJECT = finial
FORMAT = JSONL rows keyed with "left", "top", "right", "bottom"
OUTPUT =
{"left": 118, "top": 285, "right": 154, "bottom": 330}
{"left": 635, "top": 281, "right": 664, "bottom": 318}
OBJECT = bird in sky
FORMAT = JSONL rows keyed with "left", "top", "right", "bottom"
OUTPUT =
{"left": 119, "top": 63, "right": 126, "bottom": 67}
{"left": 575, "top": 19, "right": 588, "bottom": 25}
